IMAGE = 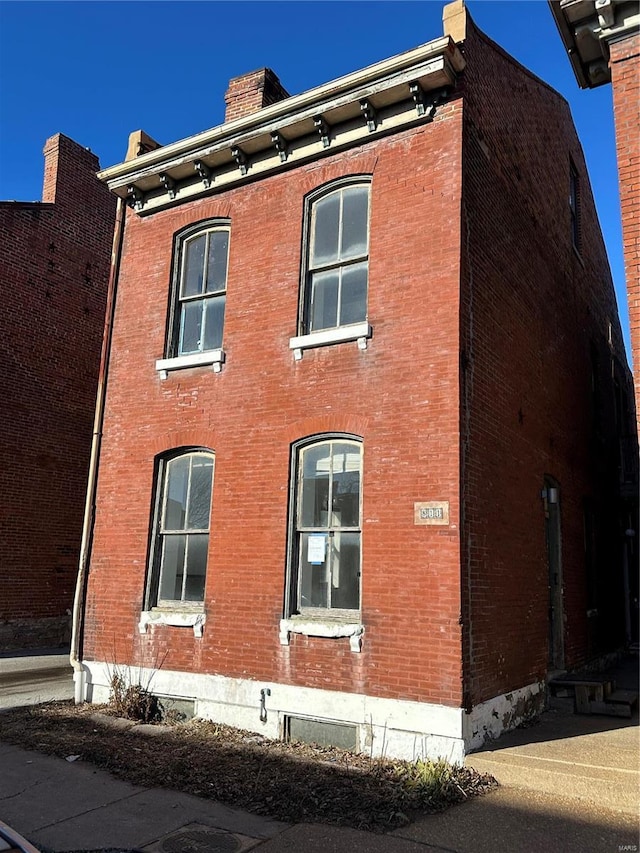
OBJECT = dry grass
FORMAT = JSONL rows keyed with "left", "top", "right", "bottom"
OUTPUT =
{"left": 0, "top": 701, "right": 497, "bottom": 833}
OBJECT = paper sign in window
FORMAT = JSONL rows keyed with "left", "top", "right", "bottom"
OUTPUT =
{"left": 308, "top": 534, "right": 326, "bottom": 564}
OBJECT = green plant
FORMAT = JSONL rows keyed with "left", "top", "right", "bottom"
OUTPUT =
{"left": 390, "top": 757, "right": 463, "bottom": 808}
{"left": 401, "top": 758, "right": 452, "bottom": 790}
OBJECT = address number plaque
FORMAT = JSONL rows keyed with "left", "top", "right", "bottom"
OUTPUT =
{"left": 414, "top": 501, "right": 450, "bottom": 525}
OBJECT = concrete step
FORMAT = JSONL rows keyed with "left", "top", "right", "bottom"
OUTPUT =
{"left": 584, "top": 690, "right": 639, "bottom": 719}
{"left": 547, "top": 673, "right": 639, "bottom": 717}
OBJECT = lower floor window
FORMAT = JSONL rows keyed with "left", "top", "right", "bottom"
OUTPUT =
{"left": 290, "top": 437, "right": 362, "bottom": 615}
{"left": 149, "top": 449, "right": 214, "bottom": 607}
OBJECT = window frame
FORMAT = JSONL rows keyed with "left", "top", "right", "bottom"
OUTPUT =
{"left": 285, "top": 434, "right": 363, "bottom": 621}
{"left": 145, "top": 447, "right": 215, "bottom": 611}
{"left": 297, "top": 177, "right": 372, "bottom": 340}
{"left": 158, "top": 218, "right": 231, "bottom": 376}
{"left": 569, "top": 161, "right": 581, "bottom": 255}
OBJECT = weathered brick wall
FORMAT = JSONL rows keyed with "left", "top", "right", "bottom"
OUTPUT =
{"left": 459, "top": 17, "right": 632, "bottom": 705}
{"left": 84, "top": 107, "right": 467, "bottom": 707}
{"left": 0, "top": 134, "right": 116, "bottom": 650}
{"left": 82, "top": 12, "right": 634, "bottom": 713}
{"left": 610, "top": 33, "right": 640, "bottom": 431}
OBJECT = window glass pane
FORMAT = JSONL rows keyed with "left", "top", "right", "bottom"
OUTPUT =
{"left": 159, "top": 534, "right": 186, "bottom": 601}
{"left": 164, "top": 456, "right": 190, "bottom": 530}
{"left": 202, "top": 295, "right": 225, "bottom": 351}
{"left": 184, "top": 534, "right": 208, "bottom": 600}
{"left": 330, "top": 532, "right": 360, "bottom": 609}
{"left": 186, "top": 455, "right": 213, "bottom": 529}
{"left": 179, "top": 299, "right": 205, "bottom": 354}
{"left": 339, "top": 262, "right": 368, "bottom": 326}
{"left": 206, "top": 231, "right": 229, "bottom": 293}
{"left": 310, "top": 270, "right": 339, "bottom": 331}
{"left": 340, "top": 187, "right": 369, "bottom": 259}
{"left": 311, "top": 192, "right": 340, "bottom": 266}
{"left": 299, "top": 533, "right": 329, "bottom": 608}
{"left": 301, "top": 444, "right": 331, "bottom": 527}
{"left": 182, "top": 235, "right": 206, "bottom": 297}
{"left": 331, "top": 443, "right": 361, "bottom": 528}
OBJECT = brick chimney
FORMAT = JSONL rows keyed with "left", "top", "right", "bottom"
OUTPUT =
{"left": 224, "top": 68, "right": 290, "bottom": 122}
{"left": 42, "top": 133, "right": 101, "bottom": 205}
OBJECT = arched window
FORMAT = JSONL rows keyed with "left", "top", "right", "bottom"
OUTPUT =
{"left": 148, "top": 449, "right": 214, "bottom": 606}
{"left": 288, "top": 437, "right": 362, "bottom": 614}
{"left": 302, "top": 180, "right": 370, "bottom": 334}
{"left": 168, "top": 221, "right": 230, "bottom": 358}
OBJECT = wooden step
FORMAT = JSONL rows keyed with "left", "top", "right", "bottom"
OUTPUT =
{"left": 548, "top": 677, "right": 614, "bottom": 705}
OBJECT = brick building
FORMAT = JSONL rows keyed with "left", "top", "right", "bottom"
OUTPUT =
{"left": 75, "top": 2, "right": 636, "bottom": 759}
{"left": 0, "top": 134, "right": 116, "bottom": 650}
{"left": 549, "top": 1, "right": 639, "bottom": 426}
{"left": 549, "top": 0, "right": 639, "bottom": 651}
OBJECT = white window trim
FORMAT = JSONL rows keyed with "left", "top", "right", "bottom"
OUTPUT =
{"left": 156, "top": 348, "right": 225, "bottom": 379}
{"left": 279, "top": 617, "right": 364, "bottom": 652}
{"left": 289, "top": 322, "right": 372, "bottom": 361}
{"left": 139, "top": 608, "right": 206, "bottom": 638}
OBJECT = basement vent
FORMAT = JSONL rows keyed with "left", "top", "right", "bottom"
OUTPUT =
{"left": 157, "top": 695, "right": 196, "bottom": 721}
{"left": 284, "top": 715, "right": 357, "bottom": 751}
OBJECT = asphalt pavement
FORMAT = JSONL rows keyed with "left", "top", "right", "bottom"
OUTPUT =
{"left": 0, "top": 651, "right": 73, "bottom": 711}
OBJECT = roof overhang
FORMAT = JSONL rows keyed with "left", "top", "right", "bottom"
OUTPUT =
{"left": 98, "top": 35, "right": 465, "bottom": 216}
{"left": 549, "top": 0, "right": 640, "bottom": 88}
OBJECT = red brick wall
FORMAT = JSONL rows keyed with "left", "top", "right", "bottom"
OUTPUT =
{"left": 0, "top": 134, "right": 116, "bottom": 650}
{"left": 83, "top": 15, "right": 633, "bottom": 712}
{"left": 459, "top": 19, "right": 631, "bottom": 704}
{"left": 84, "top": 108, "right": 466, "bottom": 707}
{"left": 610, "top": 33, "right": 640, "bottom": 431}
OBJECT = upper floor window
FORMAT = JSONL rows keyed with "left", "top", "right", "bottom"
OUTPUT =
{"left": 148, "top": 449, "right": 214, "bottom": 607}
{"left": 303, "top": 180, "right": 370, "bottom": 334}
{"left": 176, "top": 227, "right": 229, "bottom": 355}
{"left": 287, "top": 437, "right": 362, "bottom": 616}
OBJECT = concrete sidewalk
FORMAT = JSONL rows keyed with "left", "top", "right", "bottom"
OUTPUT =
{"left": 0, "top": 651, "right": 638, "bottom": 852}
{"left": 0, "top": 713, "right": 638, "bottom": 853}
{"left": 464, "top": 705, "right": 639, "bottom": 814}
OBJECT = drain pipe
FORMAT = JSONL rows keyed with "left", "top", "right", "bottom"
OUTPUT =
{"left": 70, "top": 196, "right": 126, "bottom": 703}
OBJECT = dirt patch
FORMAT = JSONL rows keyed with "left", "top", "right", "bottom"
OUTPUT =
{"left": 0, "top": 701, "right": 497, "bottom": 833}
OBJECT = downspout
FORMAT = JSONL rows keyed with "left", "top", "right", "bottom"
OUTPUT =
{"left": 70, "top": 196, "right": 126, "bottom": 703}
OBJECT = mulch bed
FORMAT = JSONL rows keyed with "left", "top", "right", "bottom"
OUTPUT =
{"left": 0, "top": 702, "right": 497, "bottom": 833}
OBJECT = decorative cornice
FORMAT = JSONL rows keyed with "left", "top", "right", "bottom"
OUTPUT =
{"left": 99, "top": 35, "right": 465, "bottom": 216}
{"left": 549, "top": 0, "right": 640, "bottom": 88}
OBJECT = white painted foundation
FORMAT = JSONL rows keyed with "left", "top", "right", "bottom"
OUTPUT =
{"left": 463, "top": 680, "right": 546, "bottom": 751}
{"left": 81, "top": 660, "right": 543, "bottom": 762}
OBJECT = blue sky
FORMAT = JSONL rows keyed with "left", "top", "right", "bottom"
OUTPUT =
{"left": 0, "top": 0, "right": 629, "bottom": 360}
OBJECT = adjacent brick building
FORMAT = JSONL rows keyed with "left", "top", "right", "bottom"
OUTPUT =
{"left": 549, "top": 0, "right": 639, "bottom": 652}
{"left": 76, "top": 2, "right": 636, "bottom": 759}
{"left": 0, "top": 134, "right": 116, "bottom": 650}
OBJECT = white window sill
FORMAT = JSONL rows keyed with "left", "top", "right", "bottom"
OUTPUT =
{"left": 289, "top": 323, "right": 372, "bottom": 360}
{"left": 156, "top": 349, "right": 225, "bottom": 379}
{"left": 279, "top": 617, "right": 364, "bottom": 652}
{"left": 139, "top": 609, "right": 206, "bottom": 638}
